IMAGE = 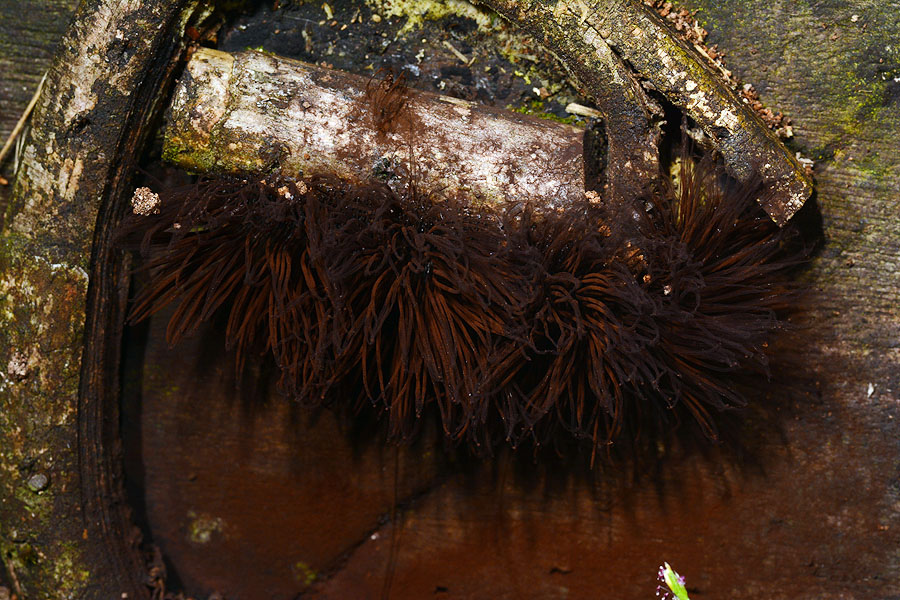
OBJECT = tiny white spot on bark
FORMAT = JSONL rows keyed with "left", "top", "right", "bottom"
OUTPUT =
{"left": 7, "top": 351, "right": 28, "bottom": 381}
{"left": 714, "top": 108, "right": 739, "bottom": 131}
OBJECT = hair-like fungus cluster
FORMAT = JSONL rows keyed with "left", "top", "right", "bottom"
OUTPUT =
{"left": 118, "top": 150, "right": 801, "bottom": 458}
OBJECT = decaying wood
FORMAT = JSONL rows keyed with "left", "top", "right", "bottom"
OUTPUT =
{"left": 165, "top": 48, "right": 586, "bottom": 207}
{"left": 0, "top": 0, "right": 202, "bottom": 597}
{"left": 0, "top": 0, "right": 79, "bottom": 225}
{"left": 479, "top": 0, "right": 663, "bottom": 204}
{"left": 480, "top": 0, "right": 813, "bottom": 224}
{"left": 128, "top": 0, "right": 900, "bottom": 597}
{"left": 2, "top": 0, "right": 898, "bottom": 597}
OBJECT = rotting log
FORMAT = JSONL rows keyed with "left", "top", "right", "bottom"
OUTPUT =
{"left": 131, "top": 1, "right": 900, "bottom": 597}
{"left": 479, "top": 0, "right": 813, "bottom": 224}
{"left": 165, "top": 48, "right": 586, "bottom": 207}
{"left": 0, "top": 0, "right": 203, "bottom": 597}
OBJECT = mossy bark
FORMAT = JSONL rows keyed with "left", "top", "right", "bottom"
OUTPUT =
{"left": 0, "top": 1, "right": 201, "bottom": 597}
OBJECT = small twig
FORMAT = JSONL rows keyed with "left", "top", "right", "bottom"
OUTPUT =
{"left": 565, "top": 102, "right": 603, "bottom": 118}
{"left": 4, "top": 558, "right": 23, "bottom": 599}
{"left": 0, "top": 72, "right": 47, "bottom": 168}
{"left": 13, "top": 125, "right": 29, "bottom": 175}
{"left": 442, "top": 40, "right": 472, "bottom": 65}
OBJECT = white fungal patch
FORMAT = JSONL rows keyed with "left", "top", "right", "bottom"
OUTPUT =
{"left": 131, "top": 187, "right": 161, "bottom": 215}
{"left": 714, "top": 108, "right": 739, "bottom": 131}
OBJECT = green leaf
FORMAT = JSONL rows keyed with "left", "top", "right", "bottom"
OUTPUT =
{"left": 662, "top": 563, "right": 690, "bottom": 600}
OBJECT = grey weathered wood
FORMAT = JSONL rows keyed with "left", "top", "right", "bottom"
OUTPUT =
{"left": 0, "top": 0, "right": 79, "bottom": 227}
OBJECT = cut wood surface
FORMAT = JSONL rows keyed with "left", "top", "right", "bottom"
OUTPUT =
{"left": 1, "top": 0, "right": 899, "bottom": 598}
{"left": 165, "top": 48, "right": 585, "bottom": 207}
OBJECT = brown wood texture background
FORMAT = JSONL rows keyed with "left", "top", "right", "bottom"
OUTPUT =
{"left": 2, "top": 1, "right": 899, "bottom": 599}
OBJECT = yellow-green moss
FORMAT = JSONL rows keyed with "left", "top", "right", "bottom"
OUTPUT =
{"left": 187, "top": 510, "right": 225, "bottom": 544}
{"left": 508, "top": 99, "right": 580, "bottom": 125}
{"left": 292, "top": 561, "right": 318, "bottom": 586}
{"left": 368, "top": 0, "right": 500, "bottom": 33}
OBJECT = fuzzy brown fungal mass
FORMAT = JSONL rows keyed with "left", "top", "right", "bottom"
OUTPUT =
{"left": 117, "top": 147, "right": 802, "bottom": 458}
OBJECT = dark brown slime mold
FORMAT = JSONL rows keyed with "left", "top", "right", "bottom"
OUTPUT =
{"left": 117, "top": 73, "right": 804, "bottom": 461}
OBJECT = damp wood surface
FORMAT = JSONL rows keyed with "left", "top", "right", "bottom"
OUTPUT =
{"left": 165, "top": 47, "right": 585, "bottom": 207}
{"left": 0, "top": 0, "right": 899, "bottom": 599}
{"left": 125, "top": 1, "right": 899, "bottom": 599}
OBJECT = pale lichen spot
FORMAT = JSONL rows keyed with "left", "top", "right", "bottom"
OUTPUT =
{"left": 186, "top": 511, "right": 225, "bottom": 544}
{"left": 714, "top": 108, "right": 739, "bottom": 131}
{"left": 58, "top": 158, "right": 85, "bottom": 203}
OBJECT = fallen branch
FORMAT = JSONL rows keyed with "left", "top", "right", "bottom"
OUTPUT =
{"left": 164, "top": 48, "right": 587, "bottom": 208}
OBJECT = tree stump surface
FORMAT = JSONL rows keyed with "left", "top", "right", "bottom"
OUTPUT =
{"left": 1, "top": 0, "right": 899, "bottom": 598}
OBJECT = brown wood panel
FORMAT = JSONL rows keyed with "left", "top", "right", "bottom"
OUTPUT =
{"left": 131, "top": 312, "right": 897, "bottom": 599}
{"left": 128, "top": 309, "right": 451, "bottom": 598}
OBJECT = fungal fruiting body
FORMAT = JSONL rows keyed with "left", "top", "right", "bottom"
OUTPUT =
{"left": 118, "top": 148, "right": 801, "bottom": 456}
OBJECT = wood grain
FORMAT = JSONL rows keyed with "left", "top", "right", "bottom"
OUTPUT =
{"left": 127, "top": 1, "right": 900, "bottom": 598}
{"left": 0, "top": 0, "right": 78, "bottom": 226}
